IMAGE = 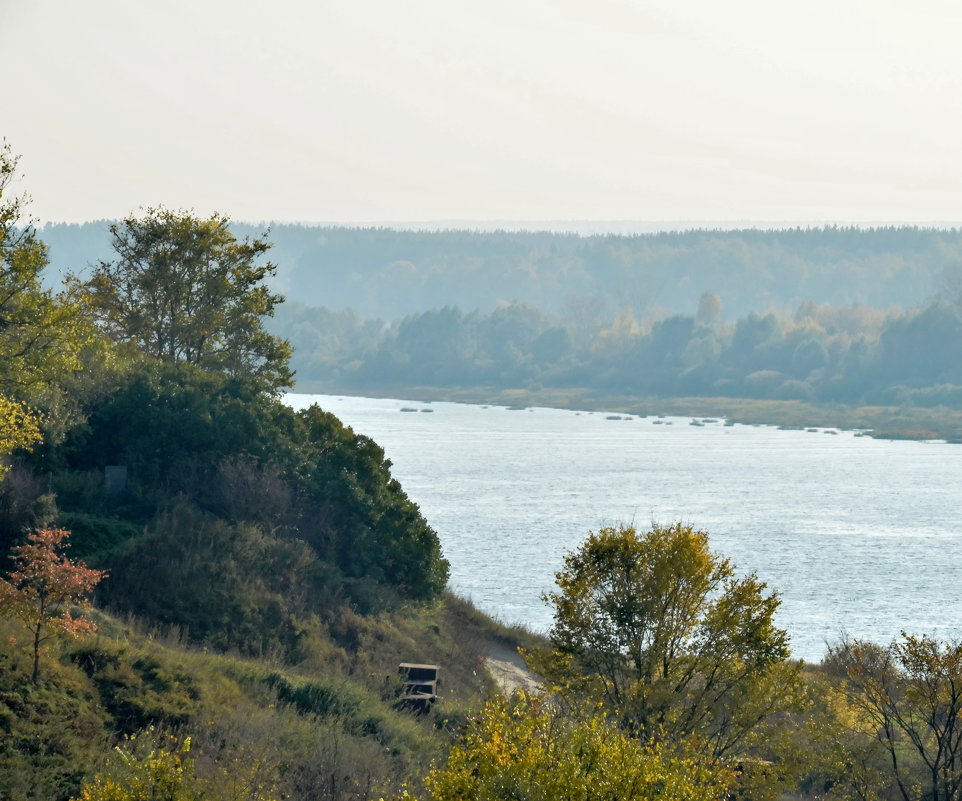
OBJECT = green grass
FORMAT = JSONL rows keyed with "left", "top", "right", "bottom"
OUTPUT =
{"left": 0, "top": 590, "right": 537, "bottom": 801}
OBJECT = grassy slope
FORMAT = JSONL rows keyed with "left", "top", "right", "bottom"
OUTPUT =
{"left": 0, "top": 591, "right": 541, "bottom": 801}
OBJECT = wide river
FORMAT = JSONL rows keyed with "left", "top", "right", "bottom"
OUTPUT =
{"left": 287, "top": 393, "right": 962, "bottom": 663}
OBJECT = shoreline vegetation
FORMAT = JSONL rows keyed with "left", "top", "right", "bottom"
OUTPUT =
{"left": 293, "top": 382, "right": 962, "bottom": 443}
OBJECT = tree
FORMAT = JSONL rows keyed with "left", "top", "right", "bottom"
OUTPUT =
{"left": 696, "top": 292, "right": 723, "bottom": 330}
{"left": 423, "top": 692, "right": 732, "bottom": 801}
{"left": 828, "top": 634, "right": 962, "bottom": 801}
{"left": 0, "top": 142, "right": 92, "bottom": 408}
{"left": 81, "top": 208, "right": 293, "bottom": 393}
{"left": 0, "top": 528, "right": 105, "bottom": 682}
{"left": 527, "top": 523, "right": 803, "bottom": 765}
{"left": 295, "top": 403, "right": 449, "bottom": 603}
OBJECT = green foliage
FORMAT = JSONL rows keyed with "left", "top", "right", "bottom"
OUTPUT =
{"left": 268, "top": 672, "right": 368, "bottom": 719}
{"left": 102, "top": 502, "right": 326, "bottom": 656}
{"left": 295, "top": 403, "right": 449, "bottom": 602}
{"left": 422, "top": 692, "right": 733, "bottom": 801}
{"left": 70, "top": 727, "right": 280, "bottom": 801}
{"left": 60, "top": 361, "right": 281, "bottom": 491}
{"left": 79, "top": 208, "right": 293, "bottom": 394}
{"left": 0, "top": 463, "right": 58, "bottom": 555}
{"left": 54, "top": 513, "right": 142, "bottom": 562}
{"left": 0, "top": 143, "right": 93, "bottom": 411}
{"left": 794, "top": 664, "right": 891, "bottom": 801}
{"left": 49, "top": 359, "right": 448, "bottom": 642}
{"left": 70, "top": 643, "right": 201, "bottom": 734}
{"left": 527, "top": 523, "right": 804, "bottom": 766}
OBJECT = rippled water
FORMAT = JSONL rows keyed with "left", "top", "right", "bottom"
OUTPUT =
{"left": 286, "top": 393, "right": 962, "bottom": 663}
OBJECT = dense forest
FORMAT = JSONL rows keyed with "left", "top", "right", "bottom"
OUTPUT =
{"left": 41, "top": 222, "right": 962, "bottom": 321}
{"left": 6, "top": 142, "right": 962, "bottom": 801}
{"left": 272, "top": 294, "right": 962, "bottom": 412}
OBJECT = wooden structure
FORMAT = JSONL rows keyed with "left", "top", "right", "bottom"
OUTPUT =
{"left": 398, "top": 662, "right": 439, "bottom": 713}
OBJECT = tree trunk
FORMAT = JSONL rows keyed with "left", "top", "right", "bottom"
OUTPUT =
{"left": 32, "top": 622, "right": 41, "bottom": 683}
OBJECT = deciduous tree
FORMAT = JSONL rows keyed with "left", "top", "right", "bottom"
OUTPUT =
{"left": 0, "top": 142, "right": 92, "bottom": 410}
{"left": 828, "top": 634, "right": 962, "bottom": 801}
{"left": 0, "top": 394, "right": 41, "bottom": 480}
{"left": 527, "top": 523, "right": 803, "bottom": 765}
{"left": 0, "top": 528, "right": 105, "bottom": 682}
{"left": 81, "top": 208, "right": 293, "bottom": 393}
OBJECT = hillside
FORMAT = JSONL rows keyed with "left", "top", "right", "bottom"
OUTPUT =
{"left": 0, "top": 590, "right": 534, "bottom": 800}
{"left": 0, "top": 200, "right": 539, "bottom": 799}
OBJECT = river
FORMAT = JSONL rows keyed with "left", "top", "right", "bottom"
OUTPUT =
{"left": 286, "top": 393, "right": 962, "bottom": 663}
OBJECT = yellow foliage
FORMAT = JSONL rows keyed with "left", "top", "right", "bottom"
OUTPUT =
{"left": 528, "top": 523, "right": 797, "bottom": 761}
{"left": 72, "top": 729, "right": 281, "bottom": 801}
{"left": 0, "top": 393, "right": 41, "bottom": 479}
{"left": 422, "top": 692, "right": 732, "bottom": 801}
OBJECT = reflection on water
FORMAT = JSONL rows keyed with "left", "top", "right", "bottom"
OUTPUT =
{"left": 286, "top": 394, "right": 962, "bottom": 663}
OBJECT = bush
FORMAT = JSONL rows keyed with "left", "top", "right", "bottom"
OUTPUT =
{"left": 55, "top": 513, "right": 141, "bottom": 562}
{"left": 424, "top": 693, "right": 732, "bottom": 801}
{"left": 69, "top": 643, "right": 200, "bottom": 734}
{"left": 102, "top": 503, "right": 317, "bottom": 656}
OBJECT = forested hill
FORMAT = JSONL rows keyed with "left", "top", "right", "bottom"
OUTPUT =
{"left": 41, "top": 223, "right": 961, "bottom": 320}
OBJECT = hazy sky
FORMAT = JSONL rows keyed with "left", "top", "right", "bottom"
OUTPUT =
{"left": 3, "top": 0, "right": 961, "bottom": 225}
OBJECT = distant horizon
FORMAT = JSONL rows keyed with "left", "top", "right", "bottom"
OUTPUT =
{"left": 38, "top": 218, "right": 962, "bottom": 236}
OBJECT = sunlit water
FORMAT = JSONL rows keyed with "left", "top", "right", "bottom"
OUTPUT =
{"left": 285, "top": 393, "right": 962, "bottom": 663}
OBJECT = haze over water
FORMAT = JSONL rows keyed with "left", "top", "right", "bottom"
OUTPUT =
{"left": 287, "top": 394, "right": 962, "bottom": 664}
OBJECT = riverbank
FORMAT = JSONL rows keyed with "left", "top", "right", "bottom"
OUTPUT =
{"left": 293, "top": 382, "right": 962, "bottom": 443}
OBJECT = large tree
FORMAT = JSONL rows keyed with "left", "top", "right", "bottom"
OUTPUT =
{"left": 527, "top": 523, "right": 804, "bottom": 767}
{"left": 0, "top": 142, "right": 91, "bottom": 409}
{"left": 82, "top": 208, "right": 293, "bottom": 393}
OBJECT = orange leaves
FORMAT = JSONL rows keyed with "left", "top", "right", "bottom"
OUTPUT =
{"left": 0, "top": 528, "right": 106, "bottom": 681}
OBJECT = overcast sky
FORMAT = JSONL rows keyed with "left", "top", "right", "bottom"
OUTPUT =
{"left": 3, "top": 0, "right": 961, "bottom": 225}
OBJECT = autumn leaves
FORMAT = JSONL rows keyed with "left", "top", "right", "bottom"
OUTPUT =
{"left": 0, "top": 528, "right": 104, "bottom": 682}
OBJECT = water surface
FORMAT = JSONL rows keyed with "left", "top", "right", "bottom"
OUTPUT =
{"left": 286, "top": 394, "right": 962, "bottom": 663}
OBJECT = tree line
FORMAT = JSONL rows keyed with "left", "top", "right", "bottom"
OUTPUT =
{"left": 41, "top": 221, "right": 962, "bottom": 322}
{"left": 273, "top": 293, "right": 962, "bottom": 413}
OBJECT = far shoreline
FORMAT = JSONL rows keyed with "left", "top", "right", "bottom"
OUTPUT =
{"left": 288, "top": 383, "right": 962, "bottom": 445}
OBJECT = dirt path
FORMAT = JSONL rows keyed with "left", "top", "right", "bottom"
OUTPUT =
{"left": 482, "top": 642, "right": 542, "bottom": 695}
